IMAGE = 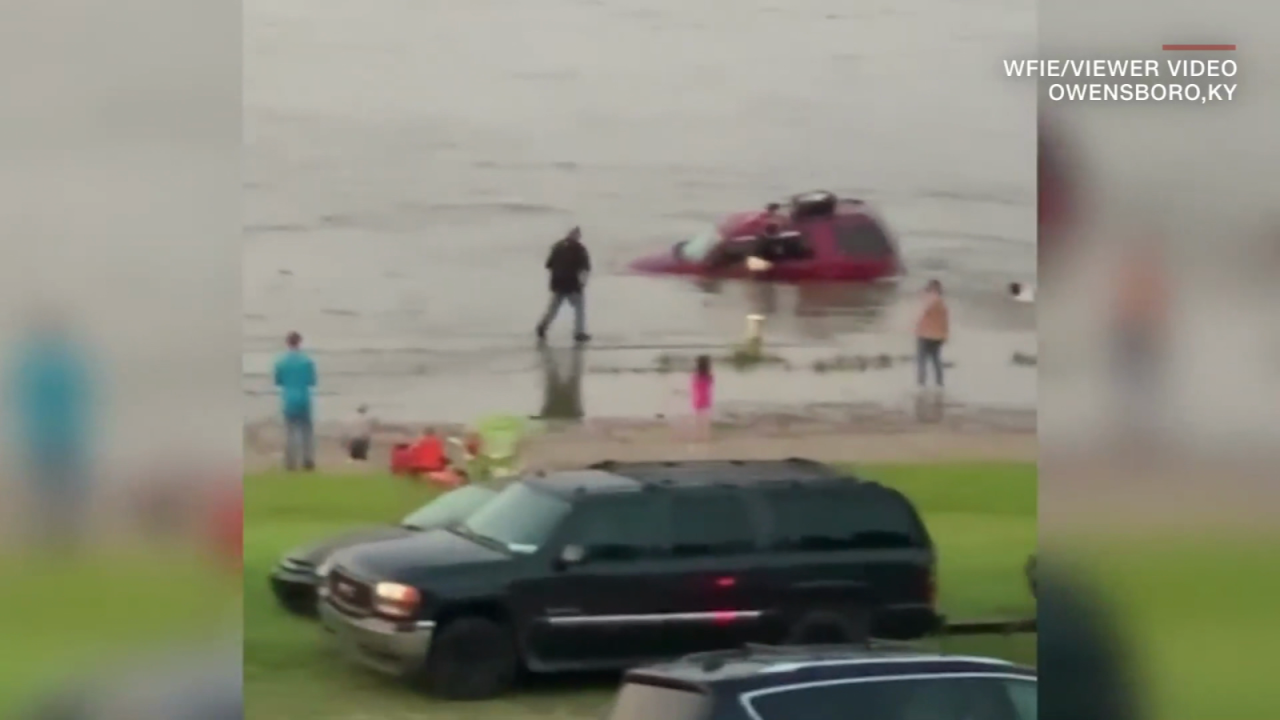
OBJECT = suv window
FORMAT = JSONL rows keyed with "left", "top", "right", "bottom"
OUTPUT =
{"left": 460, "top": 482, "right": 571, "bottom": 554}
{"left": 670, "top": 492, "right": 757, "bottom": 558}
{"left": 606, "top": 681, "right": 708, "bottom": 720}
{"left": 745, "top": 675, "right": 1028, "bottom": 720}
{"left": 401, "top": 485, "right": 495, "bottom": 529}
{"left": 834, "top": 218, "right": 894, "bottom": 258}
{"left": 561, "top": 495, "right": 668, "bottom": 562}
{"left": 763, "top": 486, "right": 925, "bottom": 551}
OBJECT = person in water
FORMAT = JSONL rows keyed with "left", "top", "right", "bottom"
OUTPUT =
{"left": 914, "top": 279, "right": 950, "bottom": 389}
{"left": 536, "top": 226, "right": 592, "bottom": 343}
{"left": 756, "top": 223, "right": 788, "bottom": 263}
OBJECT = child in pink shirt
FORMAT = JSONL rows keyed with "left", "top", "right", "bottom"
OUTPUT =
{"left": 690, "top": 355, "right": 714, "bottom": 441}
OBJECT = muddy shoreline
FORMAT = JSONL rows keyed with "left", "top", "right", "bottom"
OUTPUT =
{"left": 244, "top": 400, "right": 1036, "bottom": 472}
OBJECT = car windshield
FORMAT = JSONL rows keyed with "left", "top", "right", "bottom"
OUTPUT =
{"left": 459, "top": 482, "right": 571, "bottom": 554}
{"left": 678, "top": 226, "right": 723, "bottom": 263}
{"left": 401, "top": 485, "right": 496, "bottom": 529}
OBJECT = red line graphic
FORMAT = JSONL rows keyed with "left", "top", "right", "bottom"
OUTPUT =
{"left": 1162, "top": 44, "right": 1236, "bottom": 51}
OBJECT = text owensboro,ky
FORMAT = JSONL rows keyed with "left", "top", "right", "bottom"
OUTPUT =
{"left": 1004, "top": 58, "right": 1237, "bottom": 103}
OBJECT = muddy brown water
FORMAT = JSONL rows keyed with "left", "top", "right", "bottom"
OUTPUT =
{"left": 244, "top": 0, "right": 1036, "bottom": 424}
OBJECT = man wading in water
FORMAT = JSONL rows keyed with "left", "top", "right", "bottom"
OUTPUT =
{"left": 536, "top": 227, "right": 592, "bottom": 343}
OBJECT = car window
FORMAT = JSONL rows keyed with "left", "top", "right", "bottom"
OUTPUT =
{"left": 561, "top": 495, "right": 668, "bottom": 562}
{"left": 679, "top": 226, "right": 724, "bottom": 263}
{"left": 1004, "top": 678, "right": 1037, "bottom": 720}
{"left": 833, "top": 217, "right": 894, "bottom": 258}
{"left": 606, "top": 681, "right": 708, "bottom": 720}
{"left": 763, "top": 486, "right": 925, "bottom": 552}
{"left": 461, "top": 482, "right": 571, "bottom": 553}
{"left": 401, "top": 486, "right": 495, "bottom": 529}
{"left": 670, "top": 492, "right": 757, "bottom": 558}
{"left": 745, "top": 675, "right": 1024, "bottom": 720}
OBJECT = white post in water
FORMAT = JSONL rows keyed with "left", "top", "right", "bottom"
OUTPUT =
{"left": 745, "top": 313, "right": 765, "bottom": 357}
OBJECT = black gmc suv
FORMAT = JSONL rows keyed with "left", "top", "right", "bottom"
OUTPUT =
{"left": 319, "top": 459, "right": 940, "bottom": 699}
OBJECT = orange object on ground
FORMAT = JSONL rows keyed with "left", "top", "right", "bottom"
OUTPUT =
{"left": 390, "top": 432, "right": 462, "bottom": 487}
{"left": 409, "top": 433, "right": 446, "bottom": 472}
{"left": 390, "top": 443, "right": 414, "bottom": 475}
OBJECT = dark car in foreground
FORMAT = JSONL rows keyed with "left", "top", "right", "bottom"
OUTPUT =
{"left": 270, "top": 483, "right": 496, "bottom": 616}
{"left": 319, "top": 459, "right": 941, "bottom": 699}
{"left": 607, "top": 642, "right": 1036, "bottom": 720}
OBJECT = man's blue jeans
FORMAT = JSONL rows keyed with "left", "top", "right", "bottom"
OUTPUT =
{"left": 537, "top": 292, "right": 586, "bottom": 337}
{"left": 917, "top": 338, "right": 944, "bottom": 387}
{"left": 284, "top": 414, "right": 315, "bottom": 470}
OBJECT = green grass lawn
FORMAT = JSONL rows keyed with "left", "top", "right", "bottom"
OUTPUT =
{"left": 244, "top": 462, "right": 1037, "bottom": 719}
{"left": 0, "top": 551, "right": 237, "bottom": 715}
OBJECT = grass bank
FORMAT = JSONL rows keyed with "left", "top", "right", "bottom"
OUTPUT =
{"left": 244, "top": 462, "right": 1037, "bottom": 719}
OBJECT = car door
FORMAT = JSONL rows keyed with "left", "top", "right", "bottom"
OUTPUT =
{"left": 653, "top": 489, "right": 772, "bottom": 657}
{"left": 830, "top": 214, "right": 899, "bottom": 280}
{"left": 515, "top": 493, "right": 676, "bottom": 669}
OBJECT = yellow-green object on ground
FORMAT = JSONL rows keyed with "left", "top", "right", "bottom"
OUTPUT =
{"left": 474, "top": 415, "right": 536, "bottom": 478}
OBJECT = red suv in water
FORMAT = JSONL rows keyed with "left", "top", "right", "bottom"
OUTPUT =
{"left": 629, "top": 191, "right": 904, "bottom": 283}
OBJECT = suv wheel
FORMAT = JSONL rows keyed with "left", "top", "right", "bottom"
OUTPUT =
{"left": 785, "top": 606, "right": 871, "bottom": 645}
{"left": 420, "top": 616, "right": 518, "bottom": 700}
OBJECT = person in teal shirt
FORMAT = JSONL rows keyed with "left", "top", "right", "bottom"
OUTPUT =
{"left": 274, "top": 331, "right": 317, "bottom": 470}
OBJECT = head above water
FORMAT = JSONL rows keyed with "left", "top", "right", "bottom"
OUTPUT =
{"left": 564, "top": 226, "right": 582, "bottom": 243}
{"left": 925, "top": 279, "right": 943, "bottom": 295}
{"left": 695, "top": 354, "right": 712, "bottom": 377}
{"left": 765, "top": 203, "right": 781, "bottom": 214}
{"left": 357, "top": 404, "right": 369, "bottom": 415}
{"left": 286, "top": 331, "right": 302, "bottom": 349}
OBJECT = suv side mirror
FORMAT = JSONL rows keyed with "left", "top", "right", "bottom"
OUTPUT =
{"left": 557, "top": 544, "right": 586, "bottom": 569}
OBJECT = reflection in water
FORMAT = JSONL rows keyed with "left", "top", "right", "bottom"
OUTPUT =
{"left": 793, "top": 283, "right": 899, "bottom": 337}
{"left": 696, "top": 280, "right": 900, "bottom": 340}
{"left": 913, "top": 390, "right": 945, "bottom": 424}
{"left": 537, "top": 344, "right": 585, "bottom": 421}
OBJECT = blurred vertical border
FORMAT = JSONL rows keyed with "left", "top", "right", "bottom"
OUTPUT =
{"left": 1039, "top": 1, "right": 1280, "bottom": 717}
{"left": 0, "top": 0, "right": 241, "bottom": 717}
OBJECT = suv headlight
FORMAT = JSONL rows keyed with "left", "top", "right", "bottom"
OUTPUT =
{"left": 373, "top": 582, "right": 421, "bottom": 619}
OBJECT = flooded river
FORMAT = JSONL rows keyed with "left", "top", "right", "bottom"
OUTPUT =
{"left": 244, "top": 0, "right": 1036, "bottom": 423}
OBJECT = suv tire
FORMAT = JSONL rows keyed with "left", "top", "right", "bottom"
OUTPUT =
{"left": 421, "top": 616, "right": 518, "bottom": 700}
{"left": 785, "top": 606, "right": 871, "bottom": 645}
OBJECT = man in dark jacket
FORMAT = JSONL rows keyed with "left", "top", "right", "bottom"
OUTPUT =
{"left": 536, "top": 227, "right": 591, "bottom": 343}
